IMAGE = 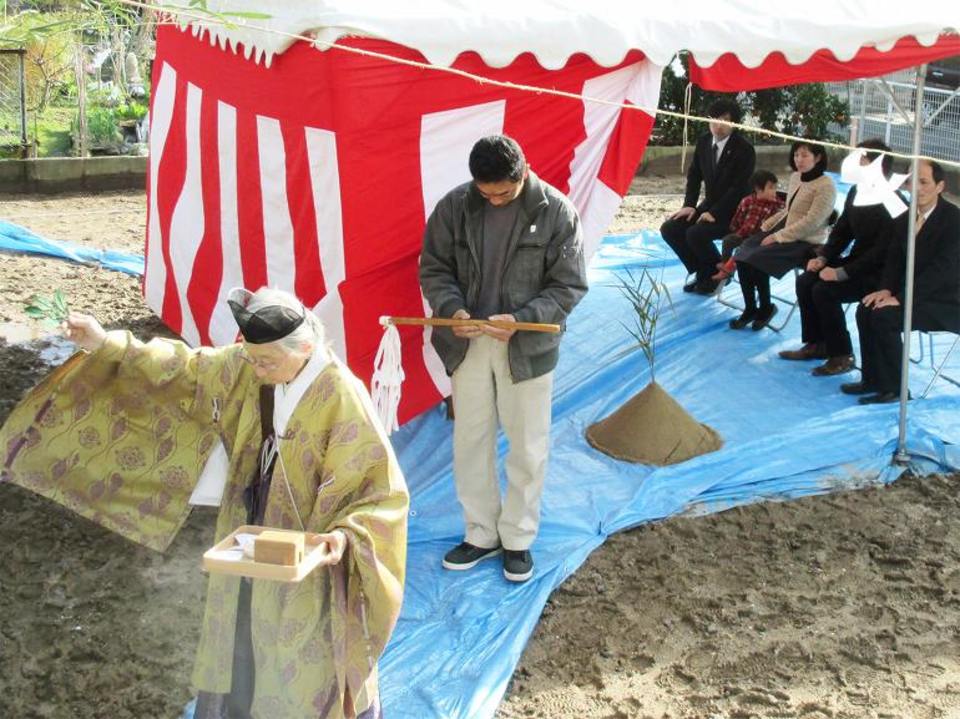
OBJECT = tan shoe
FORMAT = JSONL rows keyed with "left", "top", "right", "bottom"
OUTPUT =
{"left": 778, "top": 343, "right": 827, "bottom": 361}
{"left": 812, "top": 355, "right": 855, "bottom": 376}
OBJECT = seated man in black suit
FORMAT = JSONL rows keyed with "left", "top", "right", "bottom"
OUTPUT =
{"left": 848, "top": 159, "right": 960, "bottom": 404}
{"left": 780, "top": 139, "right": 898, "bottom": 375}
{"left": 660, "top": 98, "right": 756, "bottom": 295}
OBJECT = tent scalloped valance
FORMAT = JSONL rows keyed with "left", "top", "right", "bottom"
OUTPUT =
{"left": 164, "top": 0, "right": 959, "bottom": 71}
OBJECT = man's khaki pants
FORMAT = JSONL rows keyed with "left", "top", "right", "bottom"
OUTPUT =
{"left": 451, "top": 335, "right": 553, "bottom": 551}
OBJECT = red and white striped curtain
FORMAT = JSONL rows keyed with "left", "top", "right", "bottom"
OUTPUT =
{"left": 146, "top": 25, "right": 661, "bottom": 424}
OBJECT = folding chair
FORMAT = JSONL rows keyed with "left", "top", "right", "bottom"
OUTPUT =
{"left": 714, "top": 267, "right": 802, "bottom": 333}
{"left": 714, "top": 208, "right": 839, "bottom": 334}
{"left": 909, "top": 330, "right": 960, "bottom": 397}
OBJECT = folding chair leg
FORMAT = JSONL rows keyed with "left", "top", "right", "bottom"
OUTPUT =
{"left": 767, "top": 301, "right": 799, "bottom": 333}
{"left": 910, "top": 329, "right": 926, "bottom": 365}
{"left": 921, "top": 334, "right": 960, "bottom": 398}
{"left": 715, "top": 276, "right": 743, "bottom": 311}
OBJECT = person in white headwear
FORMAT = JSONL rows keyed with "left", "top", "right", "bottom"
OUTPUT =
{"left": 0, "top": 287, "right": 408, "bottom": 719}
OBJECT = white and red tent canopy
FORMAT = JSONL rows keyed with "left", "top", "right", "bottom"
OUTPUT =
{"left": 146, "top": 2, "right": 958, "bottom": 424}
{"left": 169, "top": 1, "right": 960, "bottom": 84}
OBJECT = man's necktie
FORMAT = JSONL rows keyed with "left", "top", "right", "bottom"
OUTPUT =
{"left": 713, "top": 143, "right": 721, "bottom": 170}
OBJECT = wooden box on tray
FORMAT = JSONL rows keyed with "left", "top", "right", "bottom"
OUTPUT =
{"left": 202, "top": 525, "right": 329, "bottom": 582}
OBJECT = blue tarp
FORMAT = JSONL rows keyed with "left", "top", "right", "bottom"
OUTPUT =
{"left": 378, "top": 226, "right": 959, "bottom": 718}
{"left": 8, "top": 190, "right": 955, "bottom": 719}
{"left": 0, "top": 220, "right": 145, "bottom": 276}
{"left": 22, "top": 178, "right": 942, "bottom": 719}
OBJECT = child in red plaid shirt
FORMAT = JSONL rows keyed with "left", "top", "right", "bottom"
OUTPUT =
{"left": 712, "top": 170, "right": 784, "bottom": 281}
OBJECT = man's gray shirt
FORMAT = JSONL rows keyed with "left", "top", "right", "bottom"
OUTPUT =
{"left": 476, "top": 200, "right": 522, "bottom": 319}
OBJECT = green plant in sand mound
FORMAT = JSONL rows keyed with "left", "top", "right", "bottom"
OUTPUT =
{"left": 613, "top": 267, "right": 671, "bottom": 382}
{"left": 586, "top": 267, "right": 722, "bottom": 466}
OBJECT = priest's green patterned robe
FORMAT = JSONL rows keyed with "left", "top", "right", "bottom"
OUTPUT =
{"left": 0, "top": 331, "right": 408, "bottom": 718}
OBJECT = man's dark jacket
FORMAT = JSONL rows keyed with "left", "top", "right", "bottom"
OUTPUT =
{"left": 683, "top": 130, "right": 756, "bottom": 225}
{"left": 817, "top": 186, "right": 899, "bottom": 288}
{"left": 419, "top": 171, "right": 588, "bottom": 382}
{"left": 881, "top": 196, "right": 960, "bottom": 333}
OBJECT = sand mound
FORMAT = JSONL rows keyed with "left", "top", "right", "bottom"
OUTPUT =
{"left": 585, "top": 381, "right": 722, "bottom": 465}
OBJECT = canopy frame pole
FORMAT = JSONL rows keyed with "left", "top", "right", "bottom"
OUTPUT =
{"left": 894, "top": 63, "right": 928, "bottom": 466}
{"left": 878, "top": 77, "right": 914, "bottom": 125}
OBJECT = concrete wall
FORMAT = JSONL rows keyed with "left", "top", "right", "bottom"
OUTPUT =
{"left": 1, "top": 147, "right": 956, "bottom": 196}
{"left": 0, "top": 156, "right": 147, "bottom": 194}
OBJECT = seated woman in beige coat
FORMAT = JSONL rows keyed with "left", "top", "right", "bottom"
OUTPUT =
{"left": 730, "top": 140, "right": 837, "bottom": 330}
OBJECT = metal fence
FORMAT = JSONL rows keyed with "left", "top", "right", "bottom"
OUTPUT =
{"left": 826, "top": 69, "right": 960, "bottom": 165}
{"left": 0, "top": 47, "right": 28, "bottom": 156}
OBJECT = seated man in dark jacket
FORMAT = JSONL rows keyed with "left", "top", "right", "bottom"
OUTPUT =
{"left": 780, "top": 140, "right": 898, "bottom": 375}
{"left": 660, "top": 97, "right": 756, "bottom": 295}
{"left": 848, "top": 159, "right": 960, "bottom": 404}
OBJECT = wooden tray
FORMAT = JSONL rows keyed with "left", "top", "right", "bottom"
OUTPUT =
{"left": 202, "top": 525, "right": 330, "bottom": 582}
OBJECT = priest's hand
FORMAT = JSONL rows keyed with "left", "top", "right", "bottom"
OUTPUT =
{"left": 316, "top": 530, "right": 347, "bottom": 566}
{"left": 670, "top": 206, "right": 696, "bottom": 221}
{"left": 483, "top": 314, "right": 517, "bottom": 342}
{"left": 63, "top": 313, "right": 107, "bottom": 352}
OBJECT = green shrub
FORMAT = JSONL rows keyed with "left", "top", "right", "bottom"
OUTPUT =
{"left": 652, "top": 53, "right": 849, "bottom": 146}
{"left": 88, "top": 105, "right": 121, "bottom": 145}
{"left": 114, "top": 101, "right": 147, "bottom": 122}
{"left": 72, "top": 105, "right": 121, "bottom": 147}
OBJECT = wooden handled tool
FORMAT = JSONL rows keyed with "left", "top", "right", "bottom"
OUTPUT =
{"left": 380, "top": 316, "right": 561, "bottom": 334}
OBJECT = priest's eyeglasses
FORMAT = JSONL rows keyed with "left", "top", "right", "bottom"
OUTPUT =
{"left": 239, "top": 350, "right": 282, "bottom": 371}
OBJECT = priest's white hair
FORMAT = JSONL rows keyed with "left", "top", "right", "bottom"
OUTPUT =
{"left": 244, "top": 287, "right": 325, "bottom": 354}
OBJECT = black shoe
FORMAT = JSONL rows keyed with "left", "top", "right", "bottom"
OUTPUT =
{"left": 751, "top": 304, "right": 778, "bottom": 331}
{"left": 841, "top": 381, "right": 873, "bottom": 395}
{"left": 858, "top": 391, "right": 911, "bottom": 405}
{"left": 729, "top": 308, "right": 757, "bottom": 330}
{"left": 442, "top": 541, "right": 502, "bottom": 571}
{"left": 692, "top": 280, "right": 719, "bottom": 296}
{"left": 682, "top": 279, "right": 699, "bottom": 293}
{"left": 502, "top": 549, "right": 534, "bottom": 582}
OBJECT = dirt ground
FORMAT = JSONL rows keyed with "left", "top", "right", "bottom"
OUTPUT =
{"left": 1, "top": 183, "right": 959, "bottom": 719}
{"left": 498, "top": 475, "right": 960, "bottom": 719}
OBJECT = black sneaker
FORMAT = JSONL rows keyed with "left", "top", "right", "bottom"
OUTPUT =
{"left": 442, "top": 542, "right": 501, "bottom": 571}
{"left": 502, "top": 549, "right": 534, "bottom": 582}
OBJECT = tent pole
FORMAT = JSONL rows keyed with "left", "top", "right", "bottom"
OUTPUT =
{"left": 893, "top": 64, "right": 927, "bottom": 466}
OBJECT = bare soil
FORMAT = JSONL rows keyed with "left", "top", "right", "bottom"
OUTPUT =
{"left": 498, "top": 475, "right": 960, "bottom": 719}
{"left": 1, "top": 188, "right": 958, "bottom": 719}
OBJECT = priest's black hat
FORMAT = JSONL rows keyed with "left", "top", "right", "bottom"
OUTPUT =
{"left": 227, "top": 287, "right": 306, "bottom": 344}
